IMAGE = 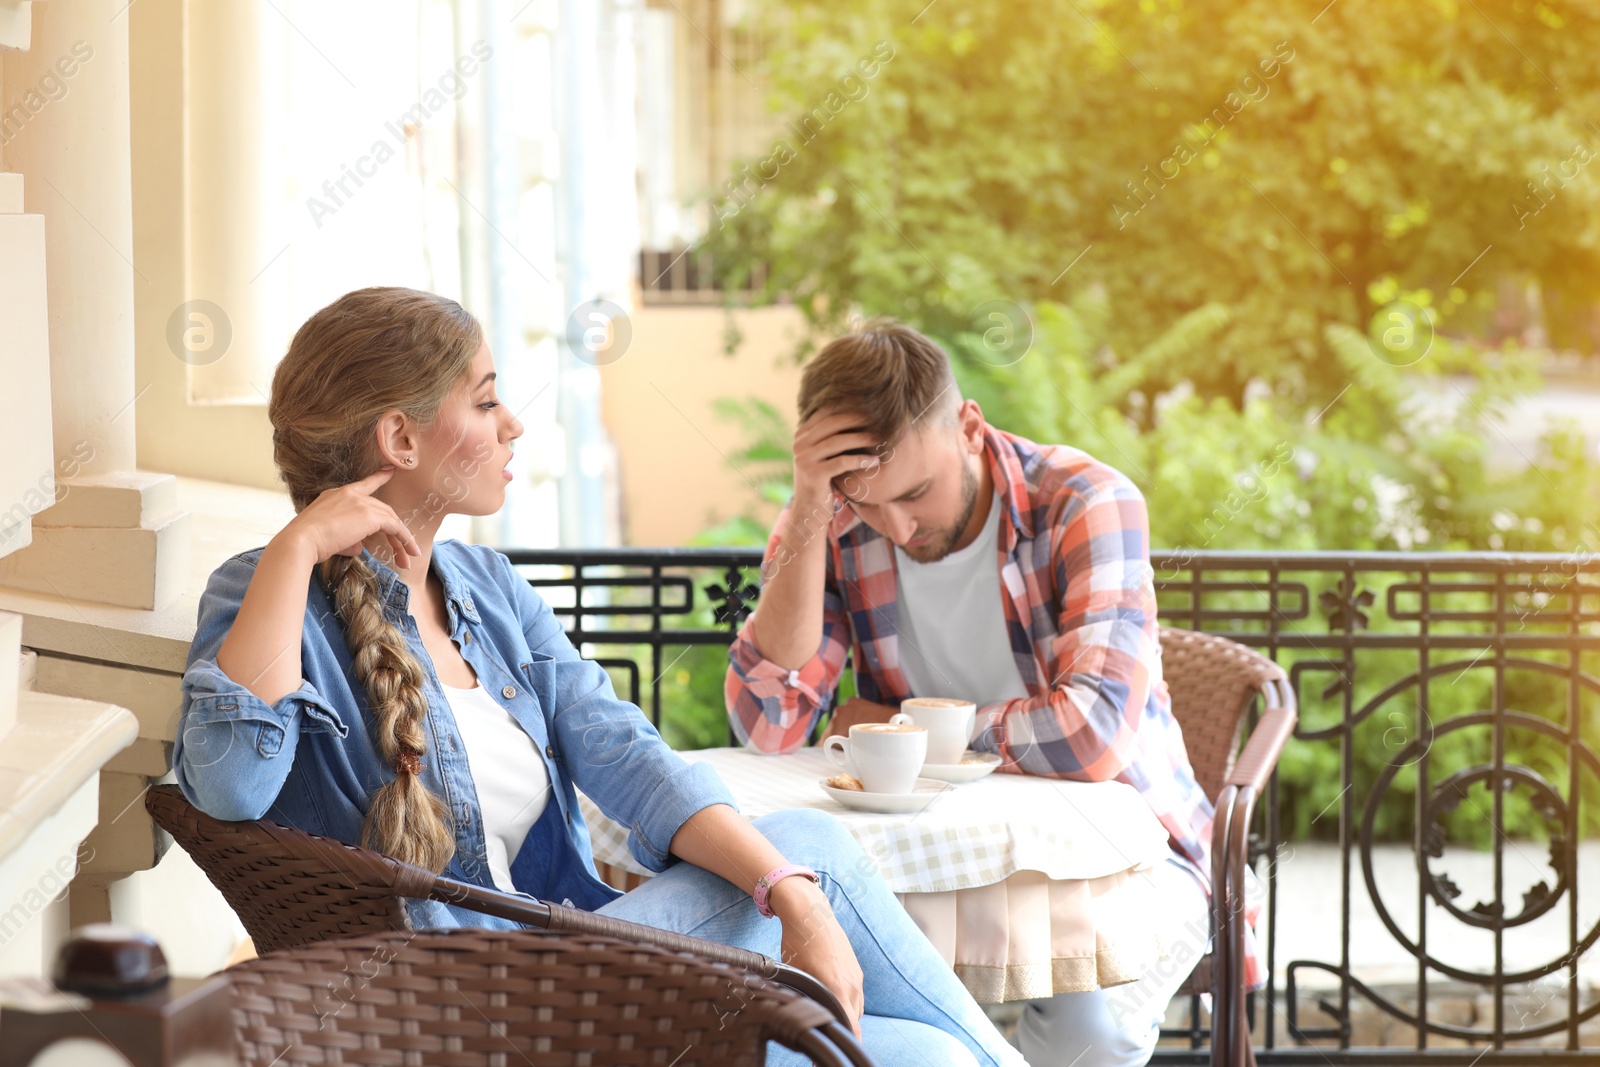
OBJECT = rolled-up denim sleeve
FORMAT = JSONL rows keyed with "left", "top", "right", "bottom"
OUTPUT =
{"left": 494, "top": 550, "right": 736, "bottom": 872}
{"left": 173, "top": 554, "right": 348, "bottom": 822}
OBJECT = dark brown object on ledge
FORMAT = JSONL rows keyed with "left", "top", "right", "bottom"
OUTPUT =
{"left": 52, "top": 923, "right": 169, "bottom": 996}
{"left": 0, "top": 926, "right": 235, "bottom": 1067}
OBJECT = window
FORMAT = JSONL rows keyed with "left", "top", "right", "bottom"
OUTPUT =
{"left": 185, "top": 0, "right": 479, "bottom": 403}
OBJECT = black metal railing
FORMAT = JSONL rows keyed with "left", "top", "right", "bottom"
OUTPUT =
{"left": 503, "top": 546, "right": 1600, "bottom": 1063}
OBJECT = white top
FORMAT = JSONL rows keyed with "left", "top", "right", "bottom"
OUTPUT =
{"left": 894, "top": 491, "right": 1030, "bottom": 727}
{"left": 440, "top": 679, "right": 549, "bottom": 892}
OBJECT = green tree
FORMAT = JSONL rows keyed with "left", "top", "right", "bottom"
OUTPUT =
{"left": 708, "top": 0, "right": 1600, "bottom": 404}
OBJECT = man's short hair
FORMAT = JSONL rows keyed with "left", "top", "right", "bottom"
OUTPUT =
{"left": 797, "top": 319, "right": 958, "bottom": 445}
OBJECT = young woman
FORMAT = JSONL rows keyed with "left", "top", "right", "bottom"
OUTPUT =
{"left": 174, "top": 287, "right": 1024, "bottom": 1067}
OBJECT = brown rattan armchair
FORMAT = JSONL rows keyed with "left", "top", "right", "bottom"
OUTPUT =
{"left": 1159, "top": 626, "right": 1297, "bottom": 1067}
{"left": 229, "top": 926, "right": 868, "bottom": 1066}
{"left": 144, "top": 785, "right": 866, "bottom": 1061}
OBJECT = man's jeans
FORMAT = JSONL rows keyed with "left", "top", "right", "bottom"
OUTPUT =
{"left": 598, "top": 807, "right": 1027, "bottom": 1067}
{"left": 1016, "top": 857, "right": 1212, "bottom": 1066}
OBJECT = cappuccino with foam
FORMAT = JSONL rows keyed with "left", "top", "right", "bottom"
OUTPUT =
{"left": 899, "top": 697, "right": 977, "bottom": 765}
{"left": 823, "top": 715, "right": 927, "bottom": 793}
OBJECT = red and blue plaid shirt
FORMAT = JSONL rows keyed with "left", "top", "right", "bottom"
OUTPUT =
{"left": 726, "top": 425, "right": 1265, "bottom": 986}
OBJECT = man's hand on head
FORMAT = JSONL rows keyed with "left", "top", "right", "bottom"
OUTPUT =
{"left": 822, "top": 697, "right": 901, "bottom": 740}
{"left": 792, "top": 411, "right": 883, "bottom": 511}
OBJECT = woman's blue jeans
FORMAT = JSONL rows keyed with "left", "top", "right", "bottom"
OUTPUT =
{"left": 597, "top": 807, "right": 1026, "bottom": 1067}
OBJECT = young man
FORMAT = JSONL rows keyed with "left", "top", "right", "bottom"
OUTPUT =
{"left": 724, "top": 320, "right": 1255, "bottom": 1067}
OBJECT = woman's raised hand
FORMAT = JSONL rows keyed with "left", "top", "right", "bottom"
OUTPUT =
{"left": 279, "top": 466, "right": 424, "bottom": 570}
{"left": 215, "top": 469, "right": 420, "bottom": 709}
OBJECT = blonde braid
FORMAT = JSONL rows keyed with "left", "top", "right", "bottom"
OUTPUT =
{"left": 322, "top": 537, "right": 456, "bottom": 872}
{"left": 270, "top": 287, "right": 481, "bottom": 871}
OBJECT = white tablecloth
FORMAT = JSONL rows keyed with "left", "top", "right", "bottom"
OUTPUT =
{"left": 578, "top": 749, "right": 1181, "bottom": 1002}
{"left": 578, "top": 748, "right": 1172, "bottom": 895}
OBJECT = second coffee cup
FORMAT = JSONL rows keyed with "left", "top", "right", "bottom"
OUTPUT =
{"left": 898, "top": 697, "right": 977, "bottom": 765}
{"left": 823, "top": 716, "right": 928, "bottom": 794}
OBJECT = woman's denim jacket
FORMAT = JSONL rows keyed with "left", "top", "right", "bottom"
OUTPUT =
{"left": 173, "top": 539, "right": 736, "bottom": 929}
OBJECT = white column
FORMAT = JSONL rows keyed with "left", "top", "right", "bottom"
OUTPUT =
{"left": 3, "top": 0, "right": 135, "bottom": 474}
{"left": 0, "top": 0, "right": 190, "bottom": 612}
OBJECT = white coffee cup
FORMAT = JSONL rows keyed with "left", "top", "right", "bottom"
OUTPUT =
{"left": 898, "top": 697, "right": 977, "bottom": 766}
{"left": 823, "top": 716, "right": 928, "bottom": 794}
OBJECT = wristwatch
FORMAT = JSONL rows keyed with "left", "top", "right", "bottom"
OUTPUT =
{"left": 753, "top": 864, "right": 821, "bottom": 918}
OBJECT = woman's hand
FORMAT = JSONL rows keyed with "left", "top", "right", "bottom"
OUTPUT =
{"left": 665, "top": 806, "right": 864, "bottom": 1035}
{"left": 214, "top": 468, "right": 418, "bottom": 710}
{"left": 278, "top": 466, "right": 423, "bottom": 569}
{"left": 771, "top": 877, "right": 866, "bottom": 1037}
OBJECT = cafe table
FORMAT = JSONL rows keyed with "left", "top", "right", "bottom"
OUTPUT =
{"left": 577, "top": 747, "right": 1177, "bottom": 1004}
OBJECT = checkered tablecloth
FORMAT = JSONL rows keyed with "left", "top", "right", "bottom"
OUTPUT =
{"left": 577, "top": 748, "right": 1172, "bottom": 895}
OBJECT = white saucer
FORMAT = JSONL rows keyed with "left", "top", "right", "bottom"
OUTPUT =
{"left": 819, "top": 777, "right": 954, "bottom": 814}
{"left": 918, "top": 752, "right": 1002, "bottom": 783}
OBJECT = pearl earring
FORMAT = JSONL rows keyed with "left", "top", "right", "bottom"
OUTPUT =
{"left": 404, "top": 456, "right": 416, "bottom": 466}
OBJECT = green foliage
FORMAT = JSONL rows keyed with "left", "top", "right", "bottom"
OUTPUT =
{"left": 673, "top": 0, "right": 1600, "bottom": 843}
{"left": 709, "top": 397, "right": 796, "bottom": 508}
{"left": 653, "top": 484, "right": 773, "bottom": 748}
{"left": 708, "top": 0, "right": 1600, "bottom": 392}
{"left": 656, "top": 645, "right": 738, "bottom": 752}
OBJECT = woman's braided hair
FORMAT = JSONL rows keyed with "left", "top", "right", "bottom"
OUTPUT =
{"left": 267, "top": 287, "right": 481, "bottom": 871}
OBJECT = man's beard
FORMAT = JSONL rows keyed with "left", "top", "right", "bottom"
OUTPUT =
{"left": 901, "top": 459, "right": 981, "bottom": 563}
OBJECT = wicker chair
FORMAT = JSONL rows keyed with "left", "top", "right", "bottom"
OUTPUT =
{"left": 229, "top": 926, "right": 869, "bottom": 1066}
{"left": 1159, "top": 626, "right": 1297, "bottom": 1067}
{"left": 143, "top": 785, "right": 860, "bottom": 1051}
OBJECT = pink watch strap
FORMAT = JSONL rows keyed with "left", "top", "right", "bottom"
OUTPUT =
{"left": 753, "top": 864, "right": 820, "bottom": 918}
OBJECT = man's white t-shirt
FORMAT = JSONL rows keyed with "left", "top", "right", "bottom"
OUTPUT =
{"left": 440, "top": 680, "right": 549, "bottom": 892}
{"left": 894, "top": 491, "right": 1030, "bottom": 721}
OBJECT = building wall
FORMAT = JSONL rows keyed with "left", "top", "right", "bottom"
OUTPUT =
{"left": 601, "top": 299, "right": 809, "bottom": 546}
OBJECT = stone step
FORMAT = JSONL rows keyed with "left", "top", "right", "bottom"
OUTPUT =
{"left": 32, "top": 651, "right": 182, "bottom": 776}
{"left": 0, "top": 508, "right": 193, "bottom": 610}
{"left": 32, "top": 471, "right": 181, "bottom": 530}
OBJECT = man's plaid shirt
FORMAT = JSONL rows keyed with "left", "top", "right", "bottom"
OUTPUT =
{"left": 725, "top": 424, "right": 1265, "bottom": 986}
